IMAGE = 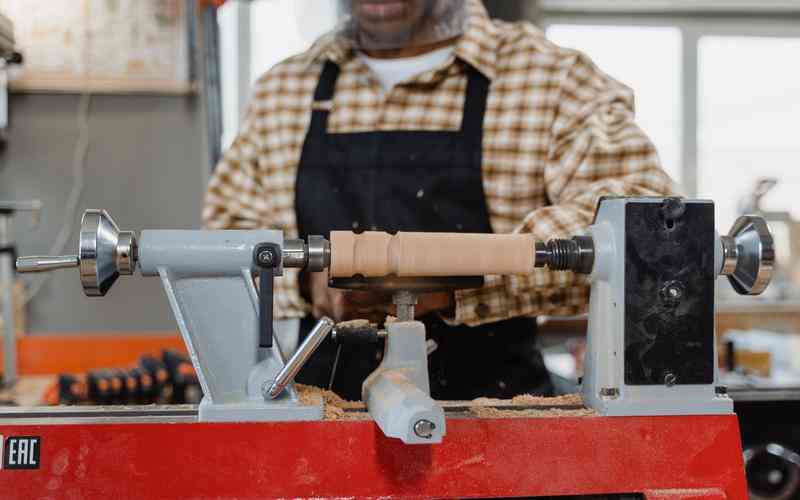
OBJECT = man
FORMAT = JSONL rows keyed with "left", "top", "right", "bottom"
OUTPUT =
{"left": 203, "top": 0, "right": 675, "bottom": 401}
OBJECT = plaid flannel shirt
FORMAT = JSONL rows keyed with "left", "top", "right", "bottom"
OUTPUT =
{"left": 202, "top": 0, "right": 677, "bottom": 326}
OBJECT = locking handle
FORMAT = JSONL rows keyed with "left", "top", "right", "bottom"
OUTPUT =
{"left": 15, "top": 209, "right": 137, "bottom": 297}
{"left": 253, "top": 242, "right": 281, "bottom": 349}
{"left": 264, "top": 316, "right": 335, "bottom": 399}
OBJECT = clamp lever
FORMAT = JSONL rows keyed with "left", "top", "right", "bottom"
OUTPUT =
{"left": 253, "top": 242, "right": 281, "bottom": 349}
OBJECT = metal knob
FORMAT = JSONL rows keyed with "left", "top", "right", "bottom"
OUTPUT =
{"left": 15, "top": 209, "right": 137, "bottom": 297}
{"left": 721, "top": 215, "right": 775, "bottom": 295}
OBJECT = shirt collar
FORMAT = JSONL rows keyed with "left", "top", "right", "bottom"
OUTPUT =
{"left": 303, "top": 0, "right": 499, "bottom": 81}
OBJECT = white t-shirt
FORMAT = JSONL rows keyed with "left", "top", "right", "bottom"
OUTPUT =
{"left": 358, "top": 45, "right": 454, "bottom": 92}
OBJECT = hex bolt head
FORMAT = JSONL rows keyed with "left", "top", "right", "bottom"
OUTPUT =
{"left": 660, "top": 280, "right": 684, "bottom": 307}
{"left": 413, "top": 419, "right": 436, "bottom": 439}
{"left": 258, "top": 249, "right": 275, "bottom": 266}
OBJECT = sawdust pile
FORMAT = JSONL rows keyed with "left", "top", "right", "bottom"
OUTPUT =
{"left": 471, "top": 393, "right": 584, "bottom": 407}
{"left": 295, "top": 384, "right": 593, "bottom": 421}
{"left": 295, "top": 384, "right": 368, "bottom": 420}
{"left": 468, "top": 393, "right": 594, "bottom": 418}
{"left": 468, "top": 405, "right": 595, "bottom": 419}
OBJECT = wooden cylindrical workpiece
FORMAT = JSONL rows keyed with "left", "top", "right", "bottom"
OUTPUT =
{"left": 329, "top": 231, "right": 536, "bottom": 278}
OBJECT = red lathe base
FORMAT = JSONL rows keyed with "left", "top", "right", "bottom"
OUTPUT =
{"left": 0, "top": 414, "right": 747, "bottom": 499}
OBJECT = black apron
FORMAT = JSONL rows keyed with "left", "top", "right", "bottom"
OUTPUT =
{"left": 294, "top": 60, "right": 553, "bottom": 401}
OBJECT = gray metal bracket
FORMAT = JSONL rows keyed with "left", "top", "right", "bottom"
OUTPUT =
{"left": 362, "top": 320, "right": 445, "bottom": 444}
{"left": 138, "top": 229, "right": 322, "bottom": 422}
{"left": 581, "top": 198, "right": 732, "bottom": 416}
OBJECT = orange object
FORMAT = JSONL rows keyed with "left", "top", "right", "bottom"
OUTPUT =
{"left": 197, "top": 0, "right": 226, "bottom": 8}
{"left": 43, "top": 381, "right": 59, "bottom": 406}
{"left": 178, "top": 363, "right": 195, "bottom": 377}
{"left": 0, "top": 333, "right": 187, "bottom": 376}
{"left": 735, "top": 350, "right": 772, "bottom": 377}
{"left": 110, "top": 377, "right": 122, "bottom": 392}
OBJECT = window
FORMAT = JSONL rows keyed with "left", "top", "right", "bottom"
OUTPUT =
{"left": 698, "top": 36, "right": 800, "bottom": 228}
{"left": 546, "top": 25, "right": 683, "bottom": 183}
{"left": 218, "top": 0, "right": 338, "bottom": 146}
{"left": 544, "top": 9, "right": 800, "bottom": 230}
{"left": 250, "top": 0, "right": 339, "bottom": 81}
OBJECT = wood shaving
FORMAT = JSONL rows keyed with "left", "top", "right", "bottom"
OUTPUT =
{"left": 296, "top": 384, "right": 593, "bottom": 421}
{"left": 335, "top": 319, "right": 372, "bottom": 329}
{"left": 468, "top": 406, "right": 595, "bottom": 419}
{"left": 468, "top": 393, "right": 592, "bottom": 418}
{"left": 295, "top": 384, "right": 368, "bottom": 420}
{"left": 471, "top": 393, "right": 584, "bottom": 407}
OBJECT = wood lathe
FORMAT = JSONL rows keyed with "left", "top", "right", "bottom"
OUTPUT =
{"left": 0, "top": 196, "right": 774, "bottom": 499}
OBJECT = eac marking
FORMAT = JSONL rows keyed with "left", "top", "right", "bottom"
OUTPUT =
{"left": 0, "top": 435, "right": 41, "bottom": 470}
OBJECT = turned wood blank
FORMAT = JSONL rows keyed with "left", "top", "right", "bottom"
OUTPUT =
{"left": 329, "top": 231, "right": 536, "bottom": 278}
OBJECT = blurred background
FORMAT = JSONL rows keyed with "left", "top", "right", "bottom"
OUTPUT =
{"left": 0, "top": 1, "right": 798, "bottom": 496}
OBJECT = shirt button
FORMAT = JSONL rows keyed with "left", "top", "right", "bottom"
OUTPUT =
{"left": 475, "top": 303, "right": 490, "bottom": 318}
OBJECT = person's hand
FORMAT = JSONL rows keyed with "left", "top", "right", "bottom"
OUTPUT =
{"left": 308, "top": 272, "right": 455, "bottom": 322}
{"left": 309, "top": 271, "right": 391, "bottom": 322}
{"left": 412, "top": 290, "right": 455, "bottom": 318}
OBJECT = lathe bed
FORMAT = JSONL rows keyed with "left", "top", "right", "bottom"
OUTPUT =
{"left": 0, "top": 404, "right": 746, "bottom": 499}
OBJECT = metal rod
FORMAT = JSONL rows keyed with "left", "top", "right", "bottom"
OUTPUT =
{"left": 15, "top": 255, "right": 79, "bottom": 273}
{"left": 202, "top": 4, "right": 223, "bottom": 170}
{"left": 0, "top": 216, "right": 15, "bottom": 385}
{"left": 265, "top": 316, "right": 335, "bottom": 399}
{"left": 393, "top": 291, "right": 417, "bottom": 322}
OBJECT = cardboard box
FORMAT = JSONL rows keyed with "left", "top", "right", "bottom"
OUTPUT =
{"left": 0, "top": 281, "right": 26, "bottom": 336}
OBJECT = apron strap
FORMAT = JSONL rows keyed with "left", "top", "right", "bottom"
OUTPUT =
{"left": 310, "top": 60, "right": 490, "bottom": 140}
{"left": 308, "top": 60, "right": 341, "bottom": 136}
{"left": 460, "top": 66, "right": 490, "bottom": 141}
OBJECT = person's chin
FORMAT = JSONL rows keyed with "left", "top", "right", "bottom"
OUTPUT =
{"left": 359, "top": 22, "right": 413, "bottom": 44}
{"left": 357, "top": 0, "right": 410, "bottom": 23}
